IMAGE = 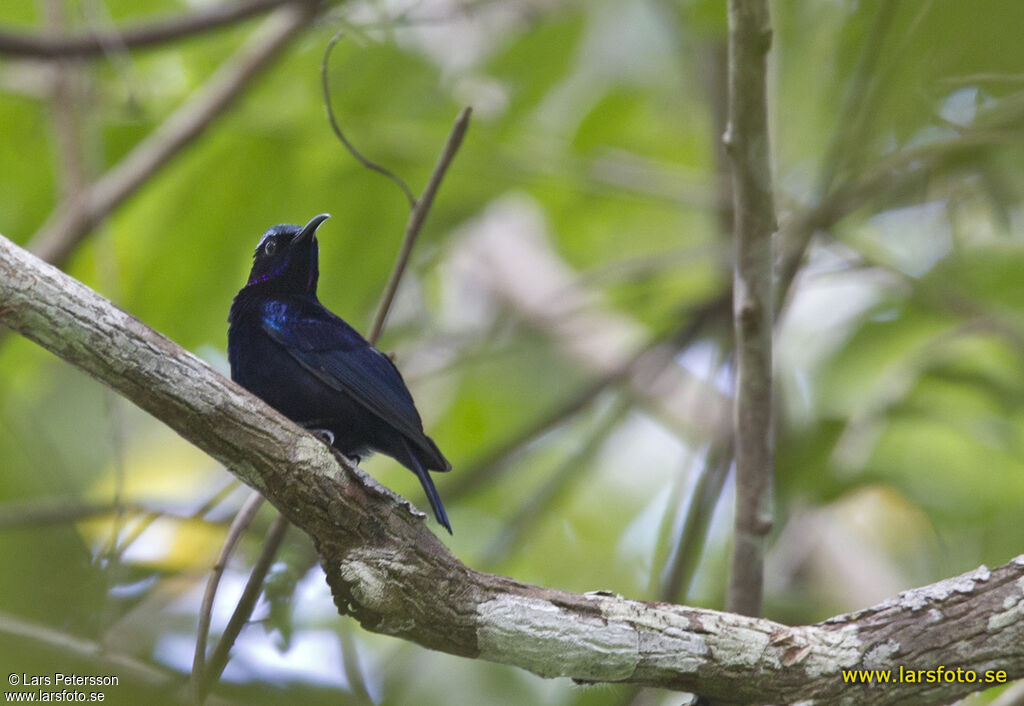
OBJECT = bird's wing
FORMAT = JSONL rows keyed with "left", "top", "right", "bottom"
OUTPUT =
{"left": 259, "top": 298, "right": 427, "bottom": 442}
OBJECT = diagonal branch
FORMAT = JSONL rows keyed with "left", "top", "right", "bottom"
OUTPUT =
{"left": 0, "top": 610, "right": 178, "bottom": 688}
{"left": 368, "top": 106, "right": 472, "bottom": 343}
{"left": 1, "top": 234, "right": 1023, "bottom": 704}
{"left": 191, "top": 491, "right": 265, "bottom": 702}
{"left": 0, "top": 610, "right": 235, "bottom": 706}
{"left": 0, "top": 0, "right": 297, "bottom": 59}
{"left": 26, "top": 0, "right": 320, "bottom": 269}
{"left": 201, "top": 513, "right": 290, "bottom": 699}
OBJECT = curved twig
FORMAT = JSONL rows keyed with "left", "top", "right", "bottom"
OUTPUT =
{"left": 658, "top": 433, "right": 734, "bottom": 602}
{"left": 321, "top": 30, "right": 473, "bottom": 343}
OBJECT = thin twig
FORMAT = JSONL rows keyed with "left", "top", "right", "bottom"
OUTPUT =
{"left": 191, "top": 491, "right": 265, "bottom": 704}
{"left": 724, "top": 0, "right": 776, "bottom": 618}
{"left": 775, "top": 129, "right": 1009, "bottom": 315}
{"left": 320, "top": 29, "right": 417, "bottom": 209}
{"left": 0, "top": 499, "right": 145, "bottom": 529}
{"left": 773, "top": 10, "right": 1024, "bottom": 318}
{"left": 0, "top": 0, "right": 295, "bottom": 59}
{"left": 443, "top": 333, "right": 667, "bottom": 502}
{"left": 765, "top": 0, "right": 898, "bottom": 327}
{"left": 323, "top": 33, "right": 474, "bottom": 341}
{"left": 42, "top": 0, "right": 89, "bottom": 201}
{"left": 446, "top": 371, "right": 624, "bottom": 501}
{"left": 338, "top": 627, "right": 374, "bottom": 705}
{"left": 26, "top": 0, "right": 320, "bottom": 269}
{"left": 368, "top": 106, "right": 472, "bottom": 343}
{"left": 659, "top": 433, "right": 734, "bottom": 603}
{"left": 111, "top": 477, "right": 240, "bottom": 559}
{"left": 200, "top": 514, "right": 290, "bottom": 701}
{"left": 321, "top": 31, "right": 472, "bottom": 341}
{"left": 0, "top": 609, "right": 176, "bottom": 687}
{"left": 80, "top": 0, "right": 143, "bottom": 109}
{"left": 816, "top": 1, "right": 898, "bottom": 195}
{"left": 482, "top": 396, "right": 630, "bottom": 566}
{"left": 447, "top": 295, "right": 729, "bottom": 502}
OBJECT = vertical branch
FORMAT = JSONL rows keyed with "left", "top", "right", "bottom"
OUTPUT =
{"left": 723, "top": 0, "right": 776, "bottom": 617}
{"left": 42, "top": 0, "right": 88, "bottom": 202}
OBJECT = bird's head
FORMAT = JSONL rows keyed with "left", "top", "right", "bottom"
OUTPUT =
{"left": 245, "top": 214, "right": 330, "bottom": 294}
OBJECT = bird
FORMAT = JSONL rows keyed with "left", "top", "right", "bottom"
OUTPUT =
{"left": 228, "top": 214, "right": 453, "bottom": 533}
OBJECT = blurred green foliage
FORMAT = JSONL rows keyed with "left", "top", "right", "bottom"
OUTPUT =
{"left": 2, "top": 0, "right": 1024, "bottom": 703}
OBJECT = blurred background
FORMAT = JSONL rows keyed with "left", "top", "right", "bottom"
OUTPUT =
{"left": 2, "top": 0, "right": 1024, "bottom": 703}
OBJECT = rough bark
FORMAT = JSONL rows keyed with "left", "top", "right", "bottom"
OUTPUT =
{"left": 1, "top": 233, "right": 1022, "bottom": 704}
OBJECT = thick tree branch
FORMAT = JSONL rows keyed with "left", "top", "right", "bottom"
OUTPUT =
{"left": 724, "top": 0, "right": 776, "bottom": 617}
{"left": 1, "top": 234, "right": 1023, "bottom": 704}
{"left": 0, "top": 0, "right": 295, "bottom": 59}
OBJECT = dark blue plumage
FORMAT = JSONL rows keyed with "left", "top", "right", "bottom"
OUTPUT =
{"left": 228, "top": 214, "right": 452, "bottom": 532}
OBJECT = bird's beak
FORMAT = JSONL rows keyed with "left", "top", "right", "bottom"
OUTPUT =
{"left": 294, "top": 213, "right": 330, "bottom": 245}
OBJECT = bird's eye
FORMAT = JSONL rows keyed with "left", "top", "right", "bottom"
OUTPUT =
{"left": 264, "top": 239, "right": 277, "bottom": 256}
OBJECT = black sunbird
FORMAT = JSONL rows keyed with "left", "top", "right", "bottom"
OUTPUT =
{"left": 228, "top": 214, "right": 452, "bottom": 533}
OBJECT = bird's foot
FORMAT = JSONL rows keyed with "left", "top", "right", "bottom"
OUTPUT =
{"left": 309, "top": 428, "right": 335, "bottom": 446}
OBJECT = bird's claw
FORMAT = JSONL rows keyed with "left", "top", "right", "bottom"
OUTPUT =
{"left": 309, "top": 428, "right": 335, "bottom": 446}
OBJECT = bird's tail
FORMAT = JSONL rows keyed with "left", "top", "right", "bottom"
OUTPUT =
{"left": 400, "top": 437, "right": 452, "bottom": 534}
